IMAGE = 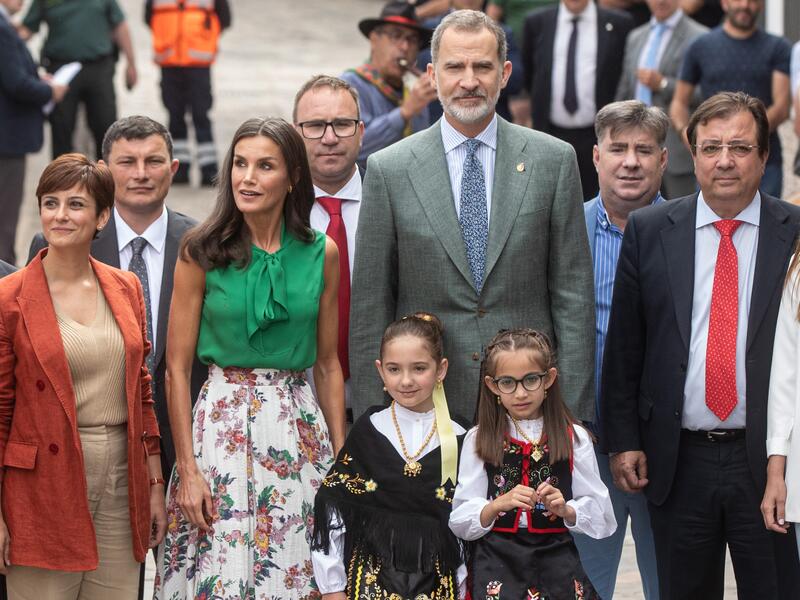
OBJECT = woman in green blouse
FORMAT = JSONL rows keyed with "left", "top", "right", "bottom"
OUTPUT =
{"left": 154, "top": 118, "right": 346, "bottom": 599}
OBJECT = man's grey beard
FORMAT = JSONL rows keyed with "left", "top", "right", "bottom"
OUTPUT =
{"left": 439, "top": 86, "right": 501, "bottom": 125}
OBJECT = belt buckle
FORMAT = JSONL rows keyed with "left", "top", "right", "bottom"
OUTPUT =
{"left": 706, "top": 430, "right": 725, "bottom": 442}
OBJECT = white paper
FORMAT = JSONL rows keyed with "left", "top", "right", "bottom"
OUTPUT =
{"left": 42, "top": 61, "right": 82, "bottom": 115}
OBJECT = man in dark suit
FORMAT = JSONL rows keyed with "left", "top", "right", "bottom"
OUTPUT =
{"left": 602, "top": 92, "right": 800, "bottom": 598}
{"left": 0, "top": 0, "right": 66, "bottom": 265}
{"left": 28, "top": 116, "right": 204, "bottom": 482}
{"left": 522, "top": 0, "right": 633, "bottom": 199}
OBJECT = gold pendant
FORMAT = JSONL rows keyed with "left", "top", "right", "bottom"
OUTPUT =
{"left": 404, "top": 460, "right": 422, "bottom": 477}
{"left": 531, "top": 445, "right": 544, "bottom": 462}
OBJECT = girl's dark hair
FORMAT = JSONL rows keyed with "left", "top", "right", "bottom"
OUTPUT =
{"left": 379, "top": 312, "right": 445, "bottom": 363}
{"left": 475, "top": 328, "right": 578, "bottom": 466}
{"left": 181, "top": 117, "right": 315, "bottom": 270}
{"left": 788, "top": 237, "right": 800, "bottom": 321}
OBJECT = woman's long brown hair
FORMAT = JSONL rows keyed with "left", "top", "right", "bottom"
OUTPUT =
{"left": 475, "top": 329, "right": 578, "bottom": 466}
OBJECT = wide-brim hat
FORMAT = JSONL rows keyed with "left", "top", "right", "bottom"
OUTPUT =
{"left": 358, "top": 1, "right": 434, "bottom": 47}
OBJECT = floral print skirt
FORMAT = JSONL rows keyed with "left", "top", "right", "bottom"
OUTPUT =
{"left": 154, "top": 365, "right": 334, "bottom": 600}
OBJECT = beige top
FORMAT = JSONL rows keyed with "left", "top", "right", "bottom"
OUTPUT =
{"left": 57, "top": 282, "right": 127, "bottom": 427}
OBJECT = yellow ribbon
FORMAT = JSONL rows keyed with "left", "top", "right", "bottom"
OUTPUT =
{"left": 433, "top": 381, "right": 458, "bottom": 485}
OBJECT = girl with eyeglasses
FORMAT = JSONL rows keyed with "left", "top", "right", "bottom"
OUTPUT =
{"left": 449, "top": 328, "right": 616, "bottom": 599}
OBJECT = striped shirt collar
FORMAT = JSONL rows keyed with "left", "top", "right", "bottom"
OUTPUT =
{"left": 440, "top": 114, "right": 498, "bottom": 154}
{"left": 596, "top": 192, "right": 665, "bottom": 232}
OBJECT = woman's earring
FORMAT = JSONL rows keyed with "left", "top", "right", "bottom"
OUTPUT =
{"left": 287, "top": 184, "right": 293, "bottom": 194}
{"left": 496, "top": 395, "right": 501, "bottom": 405}
{"left": 382, "top": 386, "right": 387, "bottom": 392}
{"left": 544, "top": 389, "right": 548, "bottom": 399}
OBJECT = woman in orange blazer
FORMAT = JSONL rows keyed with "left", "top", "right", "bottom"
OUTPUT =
{"left": 0, "top": 154, "right": 166, "bottom": 599}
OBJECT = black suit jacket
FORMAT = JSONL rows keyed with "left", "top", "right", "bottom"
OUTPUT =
{"left": 522, "top": 4, "right": 633, "bottom": 132}
{"left": 28, "top": 209, "right": 205, "bottom": 477}
{"left": 601, "top": 193, "right": 800, "bottom": 506}
{"left": 0, "top": 260, "right": 16, "bottom": 278}
{"left": 0, "top": 14, "right": 51, "bottom": 156}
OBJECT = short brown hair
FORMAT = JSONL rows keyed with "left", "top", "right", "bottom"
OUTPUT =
{"left": 36, "top": 153, "right": 115, "bottom": 216}
{"left": 686, "top": 91, "right": 769, "bottom": 158}
{"left": 101, "top": 115, "right": 173, "bottom": 161}
{"left": 595, "top": 100, "right": 670, "bottom": 147}
{"left": 380, "top": 312, "right": 445, "bottom": 363}
{"left": 292, "top": 75, "right": 360, "bottom": 123}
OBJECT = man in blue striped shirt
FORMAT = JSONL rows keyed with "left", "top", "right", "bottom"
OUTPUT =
{"left": 573, "top": 100, "right": 669, "bottom": 599}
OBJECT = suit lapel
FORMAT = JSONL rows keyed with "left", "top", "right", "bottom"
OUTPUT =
{"left": 409, "top": 124, "right": 474, "bottom": 287}
{"left": 154, "top": 209, "right": 180, "bottom": 367}
{"left": 660, "top": 196, "right": 697, "bottom": 350}
{"left": 659, "top": 17, "right": 687, "bottom": 73}
{"left": 596, "top": 11, "right": 612, "bottom": 101}
{"left": 17, "top": 258, "right": 78, "bottom": 430}
{"left": 746, "top": 195, "right": 795, "bottom": 351}
{"left": 91, "top": 213, "right": 121, "bottom": 267}
{"left": 485, "top": 119, "right": 531, "bottom": 279}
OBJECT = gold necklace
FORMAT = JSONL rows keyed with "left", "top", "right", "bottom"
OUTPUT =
{"left": 391, "top": 401, "right": 438, "bottom": 477}
{"left": 510, "top": 415, "right": 545, "bottom": 462}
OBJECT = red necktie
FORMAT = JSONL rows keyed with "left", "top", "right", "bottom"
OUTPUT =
{"left": 317, "top": 196, "right": 350, "bottom": 380}
{"left": 705, "top": 219, "right": 743, "bottom": 421}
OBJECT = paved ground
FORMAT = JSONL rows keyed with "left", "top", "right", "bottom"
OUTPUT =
{"left": 15, "top": 0, "right": 796, "bottom": 596}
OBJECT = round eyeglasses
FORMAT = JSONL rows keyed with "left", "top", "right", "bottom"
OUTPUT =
{"left": 492, "top": 372, "right": 549, "bottom": 394}
{"left": 297, "top": 119, "right": 360, "bottom": 140}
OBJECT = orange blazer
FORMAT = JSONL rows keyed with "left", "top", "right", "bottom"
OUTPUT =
{"left": 0, "top": 251, "right": 161, "bottom": 571}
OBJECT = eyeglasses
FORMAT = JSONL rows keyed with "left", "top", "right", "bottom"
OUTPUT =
{"left": 377, "top": 26, "right": 421, "bottom": 46}
{"left": 297, "top": 119, "right": 360, "bottom": 140}
{"left": 695, "top": 142, "right": 760, "bottom": 158}
{"left": 492, "top": 372, "right": 549, "bottom": 394}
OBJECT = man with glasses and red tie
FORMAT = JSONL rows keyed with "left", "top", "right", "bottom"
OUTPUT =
{"left": 293, "top": 75, "right": 364, "bottom": 421}
{"left": 342, "top": 1, "right": 437, "bottom": 171}
{"left": 601, "top": 92, "right": 800, "bottom": 598}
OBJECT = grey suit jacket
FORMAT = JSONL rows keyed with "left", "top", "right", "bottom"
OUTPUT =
{"left": 27, "top": 208, "right": 204, "bottom": 476}
{"left": 616, "top": 14, "right": 708, "bottom": 176}
{"left": 350, "top": 116, "right": 595, "bottom": 422}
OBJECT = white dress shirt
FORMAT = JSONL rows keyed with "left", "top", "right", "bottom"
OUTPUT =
{"left": 449, "top": 417, "right": 616, "bottom": 541}
{"left": 311, "top": 403, "right": 468, "bottom": 596}
{"left": 551, "top": 0, "right": 598, "bottom": 128}
{"left": 441, "top": 114, "right": 497, "bottom": 223}
{"left": 637, "top": 9, "right": 684, "bottom": 73}
{"left": 310, "top": 167, "right": 362, "bottom": 279}
{"left": 682, "top": 193, "right": 761, "bottom": 430}
{"left": 115, "top": 206, "right": 168, "bottom": 352}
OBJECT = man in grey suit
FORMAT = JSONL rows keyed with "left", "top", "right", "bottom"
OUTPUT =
{"left": 350, "top": 9, "right": 594, "bottom": 421}
{"left": 616, "top": 0, "right": 707, "bottom": 198}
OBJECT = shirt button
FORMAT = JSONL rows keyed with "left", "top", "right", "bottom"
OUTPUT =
{"left": 477, "top": 308, "right": 487, "bottom": 318}
{"left": 472, "top": 352, "right": 480, "bottom": 361}
{"left": 36, "top": 380, "right": 45, "bottom": 391}
{"left": 674, "top": 410, "right": 680, "bottom": 418}
{"left": 49, "top": 443, "right": 59, "bottom": 454}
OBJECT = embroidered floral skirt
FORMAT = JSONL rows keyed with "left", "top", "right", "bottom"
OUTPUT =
{"left": 154, "top": 365, "right": 334, "bottom": 600}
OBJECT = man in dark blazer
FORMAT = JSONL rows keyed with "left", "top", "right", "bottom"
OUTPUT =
{"left": 601, "top": 92, "right": 800, "bottom": 597}
{"left": 522, "top": 0, "right": 633, "bottom": 199}
{"left": 0, "top": 0, "right": 65, "bottom": 265}
{"left": 28, "top": 116, "right": 204, "bottom": 481}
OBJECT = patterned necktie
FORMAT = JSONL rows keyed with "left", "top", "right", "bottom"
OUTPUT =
{"left": 564, "top": 17, "right": 580, "bottom": 115}
{"left": 705, "top": 219, "right": 743, "bottom": 421}
{"left": 635, "top": 22, "right": 667, "bottom": 106}
{"left": 459, "top": 139, "right": 488, "bottom": 293}
{"left": 129, "top": 237, "right": 156, "bottom": 381}
{"left": 317, "top": 196, "right": 350, "bottom": 380}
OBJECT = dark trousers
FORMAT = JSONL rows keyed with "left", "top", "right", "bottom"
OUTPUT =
{"left": 548, "top": 124, "right": 598, "bottom": 201}
{"left": 160, "top": 66, "right": 216, "bottom": 173}
{"left": 648, "top": 432, "right": 800, "bottom": 599}
{"left": 0, "top": 156, "right": 25, "bottom": 264}
{"left": 47, "top": 55, "right": 117, "bottom": 160}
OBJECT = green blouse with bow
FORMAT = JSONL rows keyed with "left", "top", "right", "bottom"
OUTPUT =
{"left": 196, "top": 226, "right": 326, "bottom": 370}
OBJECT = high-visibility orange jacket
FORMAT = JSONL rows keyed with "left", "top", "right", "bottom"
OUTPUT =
{"left": 149, "top": 0, "right": 223, "bottom": 67}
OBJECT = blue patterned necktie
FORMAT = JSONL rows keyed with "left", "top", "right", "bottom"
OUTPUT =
{"left": 459, "top": 138, "right": 488, "bottom": 293}
{"left": 129, "top": 237, "right": 156, "bottom": 380}
{"left": 636, "top": 22, "right": 667, "bottom": 105}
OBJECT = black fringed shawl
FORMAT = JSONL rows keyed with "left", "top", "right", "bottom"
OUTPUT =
{"left": 312, "top": 405, "right": 466, "bottom": 574}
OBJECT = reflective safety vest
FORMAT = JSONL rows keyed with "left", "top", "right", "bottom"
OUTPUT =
{"left": 151, "top": 0, "right": 221, "bottom": 67}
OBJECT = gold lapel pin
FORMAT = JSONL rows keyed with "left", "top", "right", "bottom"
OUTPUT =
{"left": 516, "top": 162, "right": 525, "bottom": 172}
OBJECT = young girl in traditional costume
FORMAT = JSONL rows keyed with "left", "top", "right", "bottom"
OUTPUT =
{"left": 450, "top": 329, "right": 616, "bottom": 599}
{"left": 312, "top": 313, "right": 468, "bottom": 599}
